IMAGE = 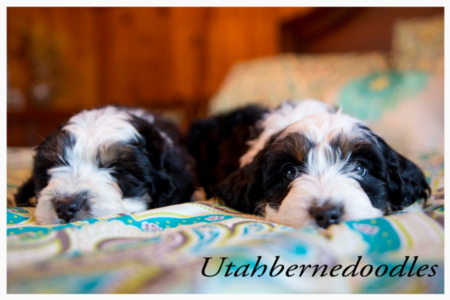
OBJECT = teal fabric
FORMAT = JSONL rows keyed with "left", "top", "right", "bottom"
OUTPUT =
{"left": 338, "top": 72, "right": 429, "bottom": 121}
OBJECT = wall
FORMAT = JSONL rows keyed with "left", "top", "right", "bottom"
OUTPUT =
{"left": 7, "top": 7, "right": 311, "bottom": 146}
{"left": 7, "top": 8, "right": 311, "bottom": 107}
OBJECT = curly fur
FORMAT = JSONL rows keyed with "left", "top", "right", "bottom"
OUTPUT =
{"left": 15, "top": 105, "right": 195, "bottom": 224}
{"left": 188, "top": 100, "right": 430, "bottom": 228}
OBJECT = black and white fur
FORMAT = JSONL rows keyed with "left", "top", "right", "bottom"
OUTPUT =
{"left": 15, "top": 105, "right": 195, "bottom": 225}
{"left": 188, "top": 99, "right": 430, "bottom": 229}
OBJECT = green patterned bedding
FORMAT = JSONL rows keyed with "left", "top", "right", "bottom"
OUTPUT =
{"left": 7, "top": 147, "right": 444, "bottom": 293}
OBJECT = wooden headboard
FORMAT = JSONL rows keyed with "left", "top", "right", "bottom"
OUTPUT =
{"left": 281, "top": 7, "right": 444, "bottom": 53}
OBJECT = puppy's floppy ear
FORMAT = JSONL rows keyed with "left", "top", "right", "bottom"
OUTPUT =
{"left": 14, "top": 177, "right": 36, "bottom": 207}
{"left": 215, "top": 149, "right": 266, "bottom": 214}
{"left": 131, "top": 116, "right": 195, "bottom": 208}
{"left": 134, "top": 121, "right": 176, "bottom": 206}
{"left": 14, "top": 126, "right": 73, "bottom": 207}
{"left": 138, "top": 123, "right": 170, "bottom": 169}
{"left": 377, "top": 136, "right": 431, "bottom": 211}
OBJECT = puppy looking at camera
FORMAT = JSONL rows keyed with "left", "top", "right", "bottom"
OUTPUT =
{"left": 188, "top": 99, "right": 430, "bottom": 229}
{"left": 15, "top": 105, "right": 195, "bottom": 225}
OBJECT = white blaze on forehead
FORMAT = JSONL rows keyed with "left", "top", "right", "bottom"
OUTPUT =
{"left": 240, "top": 99, "right": 331, "bottom": 167}
{"left": 280, "top": 111, "right": 363, "bottom": 145}
{"left": 278, "top": 112, "right": 363, "bottom": 178}
{"left": 63, "top": 106, "right": 146, "bottom": 162}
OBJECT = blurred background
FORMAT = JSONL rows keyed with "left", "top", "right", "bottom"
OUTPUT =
{"left": 7, "top": 7, "right": 444, "bottom": 155}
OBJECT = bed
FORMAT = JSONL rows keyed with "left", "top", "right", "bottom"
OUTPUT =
{"left": 6, "top": 147, "right": 445, "bottom": 293}
{"left": 7, "top": 8, "right": 444, "bottom": 293}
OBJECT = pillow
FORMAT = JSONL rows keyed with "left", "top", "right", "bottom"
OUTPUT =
{"left": 325, "top": 71, "right": 444, "bottom": 156}
{"left": 391, "top": 15, "right": 444, "bottom": 73}
{"left": 209, "top": 53, "right": 389, "bottom": 114}
{"left": 208, "top": 52, "right": 443, "bottom": 157}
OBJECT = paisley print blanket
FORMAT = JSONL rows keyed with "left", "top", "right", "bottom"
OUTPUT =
{"left": 6, "top": 148, "right": 444, "bottom": 293}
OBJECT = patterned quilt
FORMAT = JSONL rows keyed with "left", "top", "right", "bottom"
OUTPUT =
{"left": 7, "top": 147, "right": 444, "bottom": 293}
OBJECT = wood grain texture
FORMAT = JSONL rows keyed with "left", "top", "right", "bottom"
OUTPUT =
{"left": 6, "top": 7, "right": 314, "bottom": 146}
{"left": 9, "top": 7, "right": 438, "bottom": 146}
{"left": 7, "top": 7, "right": 101, "bottom": 111}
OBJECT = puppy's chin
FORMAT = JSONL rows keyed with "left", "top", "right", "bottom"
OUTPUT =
{"left": 34, "top": 191, "right": 129, "bottom": 225}
{"left": 264, "top": 203, "right": 383, "bottom": 229}
{"left": 34, "top": 204, "right": 63, "bottom": 225}
{"left": 263, "top": 177, "right": 384, "bottom": 228}
{"left": 34, "top": 202, "right": 129, "bottom": 225}
{"left": 34, "top": 195, "right": 151, "bottom": 225}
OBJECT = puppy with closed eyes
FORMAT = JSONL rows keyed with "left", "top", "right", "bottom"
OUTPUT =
{"left": 188, "top": 99, "right": 430, "bottom": 229}
{"left": 15, "top": 105, "right": 195, "bottom": 225}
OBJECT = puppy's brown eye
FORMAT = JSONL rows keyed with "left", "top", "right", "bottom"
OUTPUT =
{"left": 355, "top": 166, "right": 367, "bottom": 177}
{"left": 285, "top": 167, "right": 299, "bottom": 181}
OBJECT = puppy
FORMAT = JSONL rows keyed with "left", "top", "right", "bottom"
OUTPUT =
{"left": 15, "top": 105, "right": 195, "bottom": 224}
{"left": 188, "top": 100, "right": 430, "bottom": 228}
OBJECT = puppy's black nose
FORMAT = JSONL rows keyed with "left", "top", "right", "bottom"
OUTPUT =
{"left": 55, "top": 199, "right": 82, "bottom": 222}
{"left": 311, "top": 205, "right": 343, "bottom": 229}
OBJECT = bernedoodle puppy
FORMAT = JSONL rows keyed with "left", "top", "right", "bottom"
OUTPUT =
{"left": 187, "top": 99, "right": 430, "bottom": 228}
{"left": 15, "top": 105, "right": 195, "bottom": 224}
